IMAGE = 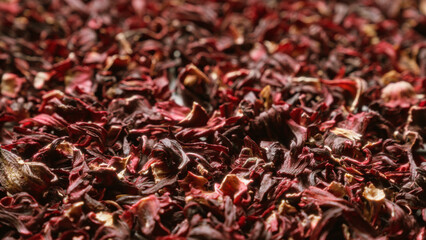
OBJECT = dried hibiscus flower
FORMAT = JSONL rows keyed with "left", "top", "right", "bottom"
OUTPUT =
{"left": 0, "top": 0, "right": 424, "bottom": 239}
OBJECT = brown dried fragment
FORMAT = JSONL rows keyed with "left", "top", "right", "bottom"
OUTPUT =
{"left": 362, "top": 183, "right": 385, "bottom": 224}
{"left": 278, "top": 200, "right": 297, "bottom": 214}
{"left": 363, "top": 183, "right": 385, "bottom": 202}
{"left": 259, "top": 85, "right": 272, "bottom": 109}
{"left": 380, "top": 70, "right": 401, "bottom": 85}
{"left": 178, "top": 102, "right": 209, "bottom": 127}
{"left": 182, "top": 64, "right": 211, "bottom": 86}
{"left": 326, "top": 181, "right": 346, "bottom": 198}
{"left": 0, "top": 148, "right": 57, "bottom": 197}
{"left": 1, "top": 73, "right": 25, "bottom": 98}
